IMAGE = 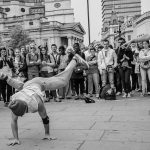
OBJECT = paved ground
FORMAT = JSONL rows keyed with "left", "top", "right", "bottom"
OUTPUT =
{"left": 0, "top": 94, "right": 150, "bottom": 150}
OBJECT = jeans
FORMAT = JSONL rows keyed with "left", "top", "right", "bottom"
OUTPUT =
{"left": 88, "top": 73, "right": 99, "bottom": 94}
{"left": 119, "top": 68, "right": 131, "bottom": 94}
{"left": 115, "top": 69, "right": 122, "bottom": 93}
{"left": 131, "top": 72, "right": 138, "bottom": 90}
{"left": 58, "top": 69, "right": 66, "bottom": 98}
{"left": 101, "top": 69, "right": 114, "bottom": 88}
{"left": 140, "top": 67, "right": 150, "bottom": 94}
{"left": 0, "top": 80, "right": 12, "bottom": 103}
{"left": 73, "top": 78, "right": 85, "bottom": 95}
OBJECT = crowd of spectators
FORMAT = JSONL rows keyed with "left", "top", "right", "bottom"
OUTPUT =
{"left": 0, "top": 37, "right": 150, "bottom": 107}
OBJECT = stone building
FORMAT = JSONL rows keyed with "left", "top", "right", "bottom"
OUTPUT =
{"left": 0, "top": 0, "right": 85, "bottom": 52}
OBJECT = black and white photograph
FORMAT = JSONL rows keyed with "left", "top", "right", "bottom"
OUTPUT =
{"left": 0, "top": 0, "right": 150, "bottom": 149}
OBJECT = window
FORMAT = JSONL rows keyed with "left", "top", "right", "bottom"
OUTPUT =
{"left": 29, "top": 21, "right": 33, "bottom": 25}
{"left": 21, "top": 8, "right": 25, "bottom": 12}
{"left": 5, "top": 7, "right": 10, "bottom": 12}
{"left": 128, "top": 35, "right": 131, "bottom": 41}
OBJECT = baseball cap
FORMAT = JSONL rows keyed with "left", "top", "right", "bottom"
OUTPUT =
{"left": 8, "top": 100, "right": 28, "bottom": 116}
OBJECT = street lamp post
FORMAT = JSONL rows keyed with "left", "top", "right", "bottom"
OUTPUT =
{"left": 118, "top": 20, "right": 121, "bottom": 38}
{"left": 87, "top": 0, "right": 91, "bottom": 44}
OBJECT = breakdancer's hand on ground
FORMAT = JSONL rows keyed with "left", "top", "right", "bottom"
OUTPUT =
{"left": 42, "top": 135, "right": 57, "bottom": 141}
{"left": 7, "top": 139, "right": 21, "bottom": 146}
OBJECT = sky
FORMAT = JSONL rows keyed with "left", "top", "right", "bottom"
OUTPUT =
{"left": 71, "top": 0, "right": 150, "bottom": 46}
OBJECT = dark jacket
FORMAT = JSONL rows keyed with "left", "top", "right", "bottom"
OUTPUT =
{"left": 117, "top": 47, "right": 133, "bottom": 68}
{"left": 0, "top": 57, "right": 14, "bottom": 69}
{"left": 71, "top": 51, "right": 86, "bottom": 79}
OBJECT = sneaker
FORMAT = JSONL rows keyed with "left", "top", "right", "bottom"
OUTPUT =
{"left": 140, "top": 93, "right": 145, "bottom": 97}
{"left": 4, "top": 102, "right": 8, "bottom": 107}
{"left": 45, "top": 98, "right": 50, "bottom": 102}
{"left": 147, "top": 92, "right": 150, "bottom": 95}
{"left": 127, "top": 93, "right": 131, "bottom": 98}
{"left": 116, "top": 92, "right": 121, "bottom": 96}
{"left": 122, "top": 93, "right": 127, "bottom": 98}
{"left": 59, "top": 96, "right": 65, "bottom": 99}
{"left": 74, "top": 95, "right": 79, "bottom": 100}
{"left": 54, "top": 97, "right": 62, "bottom": 102}
{"left": 96, "top": 94, "right": 99, "bottom": 98}
{"left": 137, "top": 89, "right": 142, "bottom": 92}
{"left": 131, "top": 90, "right": 135, "bottom": 95}
{"left": 74, "top": 54, "right": 89, "bottom": 69}
{"left": 66, "top": 96, "right": 72, "bottom": 99}
{"left": 87, "top": 94, "right": 93, "bottom": 97}
{"left": 80, "top": 94, "right": 85, "bottom": 100}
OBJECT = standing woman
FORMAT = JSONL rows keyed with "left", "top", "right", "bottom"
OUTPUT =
{"left": 0, "top": 47, "right": 14, "bottom": 106}
{"left": 57, "top": 46, "right": 68, "bottom": 99}
{"left": 139, "top": 40, "right": 150, "bottom": 96}
{"left": 134, "top": 43, "right": 142, "bottom": 92}
{"left": 118, "top": 46, "right": 133, "bottom": 98}
{"left": 39, "top": 46, "right": 55, "bottom": 102}
{"left": 13, "top": 48, "right": 27, "bottom": 83}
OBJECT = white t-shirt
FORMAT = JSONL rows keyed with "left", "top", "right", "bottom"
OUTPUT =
{"left": 12, "top": 85, "right": 44, "bottom": 113}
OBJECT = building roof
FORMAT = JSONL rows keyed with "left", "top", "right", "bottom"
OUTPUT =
{"left": 62, "top": 22, "right": 86, "bottom": 35}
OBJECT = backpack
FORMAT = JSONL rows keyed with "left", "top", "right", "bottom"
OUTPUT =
{"left": 99, "top": 84, "right": 116, "bottom": 100}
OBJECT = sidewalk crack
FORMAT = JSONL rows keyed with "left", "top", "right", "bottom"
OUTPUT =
{"left": 77, "top": 140, "right": 85, "bottom": 150}
{"left": 89, "top": 121, "right": 96, "bottom": 130}
{"left": 99, "top": 130, "right": 106, "bottom": 141}
{"left": 108, "top": 115, "right": 113, "bottom": 122}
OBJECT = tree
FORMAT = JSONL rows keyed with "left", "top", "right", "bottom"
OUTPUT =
{"left": 8, "top": 25, "right": 31, "bottom": 49}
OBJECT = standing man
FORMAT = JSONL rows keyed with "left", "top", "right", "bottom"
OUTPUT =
{"left": 0, "top": 53, "right": 89, "bottom": 146}
{"left": 49, "top": 44, "right": 61, "bottom": 102}
{"left": 72, "top": 43, "right": 87, "bottom": 100}
{"left": 115, "top": 38, "right": 126, "bottom": 96}
{"left": 26, "top": 43, "right": 41, "bottom": 80}
{"left": 98, "top": 40, "right": 117, "bottom": 89}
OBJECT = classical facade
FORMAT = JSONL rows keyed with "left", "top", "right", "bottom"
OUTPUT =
{"left": 0, "top": 0, "right": 85, "bottom": 52}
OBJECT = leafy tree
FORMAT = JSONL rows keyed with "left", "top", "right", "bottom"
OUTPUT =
{"left": 8, "top": 25, "right": 31, "bottom": 49}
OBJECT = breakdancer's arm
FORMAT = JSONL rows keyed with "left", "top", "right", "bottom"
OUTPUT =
{"left": 7, "top": 112, "right": 20, "bottom": 146}
{"left": 38, "top": 101, "right": 56, "bottom": 141}
{"left": 0, "top": 73, "right": 24, "bottom": 90}
{"left": 122, "top": 34, "right": 150, "bottom": 47}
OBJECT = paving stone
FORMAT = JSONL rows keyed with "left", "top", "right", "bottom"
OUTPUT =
{"left": 92, "top": 121, "right": 150, "bottom": 131}
{"left": 112, "top": 115, "right": 150, "bottom": 122}
{"left": 80, "top": 141, "right": 150, "bottom": 150}
{"left": 102, "top": 130, "right": 150, "bottom": 143}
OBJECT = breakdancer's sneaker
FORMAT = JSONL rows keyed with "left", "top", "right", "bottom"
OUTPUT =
{"left": 74, "top": 54, "right": 89, "bottom": 69}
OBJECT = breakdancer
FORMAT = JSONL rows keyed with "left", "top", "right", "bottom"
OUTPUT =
{"left": 0, "top": 54, "right": 89, "bottom": 146}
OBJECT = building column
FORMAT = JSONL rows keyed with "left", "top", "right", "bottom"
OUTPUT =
{"left": 68, "top": 36, "right": 72, "bottom": 46}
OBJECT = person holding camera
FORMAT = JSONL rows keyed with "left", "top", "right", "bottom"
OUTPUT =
{"left": 117, "top": 44, "right": 133, "bottom": 98}
{"left": 97, "top": 40, "right": 117, "bottom": 89}
{"left": 139, "top": 40, "right": 150, "bottom": 96}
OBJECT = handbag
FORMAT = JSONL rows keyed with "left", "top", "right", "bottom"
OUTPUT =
{"left": 121, "top": 60, "right": 129, "bottom": 70}
{"left": 101, "top": 51, "right": 114, "bottom": 73}
{"left": 106, "top": 65, "right": 114, "bottom": 73}
{"left": 140, "top": 61, "right": 150, "bottom": 69}
{"left": 140, "top": 49, "right": 150, "bottom": 69}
